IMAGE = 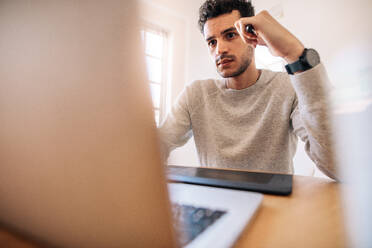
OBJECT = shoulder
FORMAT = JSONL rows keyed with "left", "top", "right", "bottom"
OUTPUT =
{"left": 185, "top": 78, "right": 222, "bottom": 99}
{"left": 178, "top": 78, "right": 222, "bottom": 112}
{"left": 262, "top": 69, "right": 295, "bottom": 94}
{"left": 257, "top": 70, "right": 297, "bottom": 108}
{"left": 187, "top": 78, "right": 221, "bottom": 92}
{"left": 263, "top": 69, "right": 291, "bottom": 85}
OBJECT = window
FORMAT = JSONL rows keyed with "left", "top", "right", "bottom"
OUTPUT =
{"left": 141, "top": 25, "right": 168, "bottom": 126}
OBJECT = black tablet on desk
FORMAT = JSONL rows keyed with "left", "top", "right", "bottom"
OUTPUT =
{"left": 167, "top": 165, "right": 292, "bottom": 195}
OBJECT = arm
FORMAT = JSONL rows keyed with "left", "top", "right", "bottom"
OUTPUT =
{"left": 290, "top": 64, "right": 338, "bottom": 180}
{"left": 158, "top": 87, "right": 193, "bottom": 161}
{"left": 234, "top": 10, "right": 304, "bottom": 64}
{"left": 235, "top": 11, "right": 339, "bottom": 180}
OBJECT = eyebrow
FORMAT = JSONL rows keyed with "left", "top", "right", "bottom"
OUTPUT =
{"left": 205, "top": 27, "right": 237, "bottom": 42}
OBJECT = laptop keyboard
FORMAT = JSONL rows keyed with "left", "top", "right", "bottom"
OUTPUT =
{"left": 171, "top": 203, "right": 226, "bottom": 246}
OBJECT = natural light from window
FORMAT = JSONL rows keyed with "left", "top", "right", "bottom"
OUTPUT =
{"left": 255, "top": 46, "right": 285, "bottom": 72}
{"left": 141, "top": 27, "right": 167, "bottom": 126}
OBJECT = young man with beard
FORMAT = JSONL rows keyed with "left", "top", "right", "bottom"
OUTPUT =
{"left": 159, "top": 0, "right": 338, "bottom": 180}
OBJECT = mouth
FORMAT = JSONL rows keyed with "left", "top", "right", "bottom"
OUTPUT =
{"left": 217, "top": 58, "right": 234, "bottom": 67}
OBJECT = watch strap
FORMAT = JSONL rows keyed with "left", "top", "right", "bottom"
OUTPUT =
{"left": 285, "top": 60, "right": 310, "bottom": 75}
{"left": 285, "top": 48, "right": 312, "bottom": 75}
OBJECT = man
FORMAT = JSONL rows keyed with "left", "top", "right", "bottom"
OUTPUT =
{"left": 159, "top": 0, "right": 338, "bottom": 180}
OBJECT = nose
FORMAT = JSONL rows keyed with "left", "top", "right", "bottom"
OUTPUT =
{"left": 216, "top": 40, "right": 229, "bottom": 56}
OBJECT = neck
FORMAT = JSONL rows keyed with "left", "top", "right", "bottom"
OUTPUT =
{"left": 226, "top": 64, "right": 260, "bottom": 90}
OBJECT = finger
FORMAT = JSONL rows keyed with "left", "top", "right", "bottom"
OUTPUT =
{"left": 235, "top": 24, "right": 258, "bottom": 46}
{"left": 234, "top": 20, "right": 256, "bottom": 39}
{"left": 239, "top": 33, "right": 258, "bottom": 47}
{"left": 256, "top": 36, "right": 267, "bottom": 47}
{"left": 234, "top": 21, "right": 244, "bottom": 39}
{"left": 246, "top": 39, "right": 258, "bottom": 48}
{"left": 237, "top": 30, "right": 257, "bottom": 45}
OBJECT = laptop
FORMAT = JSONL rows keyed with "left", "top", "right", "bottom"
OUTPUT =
{"left": 0, "top": 1, "right": 262, "bottom": 247}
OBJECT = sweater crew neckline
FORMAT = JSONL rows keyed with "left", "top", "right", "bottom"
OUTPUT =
{"left": 217, "top": 69, "right": 272, "bottom": 94}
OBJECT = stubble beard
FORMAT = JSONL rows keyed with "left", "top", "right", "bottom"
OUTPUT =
{"left": 218, "top": 47, "right": 254, "bottom": 78}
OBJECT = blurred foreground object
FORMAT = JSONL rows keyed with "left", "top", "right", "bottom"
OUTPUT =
{"left": 332, "top": 41, "right": 372, "bottom": 247}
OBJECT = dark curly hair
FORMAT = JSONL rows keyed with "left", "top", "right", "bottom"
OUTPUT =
{"left": 198, "top": 0, "right": 255, "bottom": 33}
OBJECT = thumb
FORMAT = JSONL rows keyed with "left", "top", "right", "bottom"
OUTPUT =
{"left": 234, "top": 19, "right": 258, "bottom": 48}
{"left": 234, "top": 19, "right": 257, "bottom": 40}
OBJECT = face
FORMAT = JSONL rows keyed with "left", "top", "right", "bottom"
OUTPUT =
{"left": 203, "top": 10, "right": 254, "bottom": 78}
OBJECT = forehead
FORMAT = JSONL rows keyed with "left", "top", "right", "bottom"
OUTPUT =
{"left": 203, "top": 10, "right": 241, "bottom": 38}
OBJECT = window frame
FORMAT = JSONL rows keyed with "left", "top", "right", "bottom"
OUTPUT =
{"left": 141, "top": 22, "right": 169, "bottom": 126}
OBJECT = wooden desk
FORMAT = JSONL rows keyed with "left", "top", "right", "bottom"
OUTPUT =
{"left": 0, "top": 176, "right": 347, "bottom": 248}
{"left": 235, "top": 175, "right": 348, "bottom": 248}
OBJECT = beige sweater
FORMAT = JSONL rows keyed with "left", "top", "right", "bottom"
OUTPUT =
{"left": 159, "top": 64, "right": 338, "bottom": 180}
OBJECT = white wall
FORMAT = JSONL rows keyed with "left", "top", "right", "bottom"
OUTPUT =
{"left": 139, "top": 0, "right": 189, "bottom": 108}
{"left": 144, "top": 0, "right": 372, "bottom": 177}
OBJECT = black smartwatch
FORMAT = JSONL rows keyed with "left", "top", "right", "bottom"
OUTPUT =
{"left": 285, "top": 48, "right": 320, "bottom": 75}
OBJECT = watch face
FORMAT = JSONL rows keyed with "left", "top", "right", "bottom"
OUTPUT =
{"left": 306, "top": 48, "right": 320, "bottom": 67}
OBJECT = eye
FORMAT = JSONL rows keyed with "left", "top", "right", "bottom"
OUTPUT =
{"left": 225, "top": 32, "right": 237, "bottom": 40}
{"left": 208, "top": 39, "right": 217, "bottom": 48}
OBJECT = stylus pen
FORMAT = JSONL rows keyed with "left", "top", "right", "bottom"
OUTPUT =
{"left": 245, "top": 24, "right": 257, "bottom": 36}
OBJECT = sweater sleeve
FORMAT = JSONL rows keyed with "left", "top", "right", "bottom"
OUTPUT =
{"left": 289, "top": 63, "right": 339, "bottom": 180}
{"left": 157, "top": 86, "right": 193, "bottom": 161}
